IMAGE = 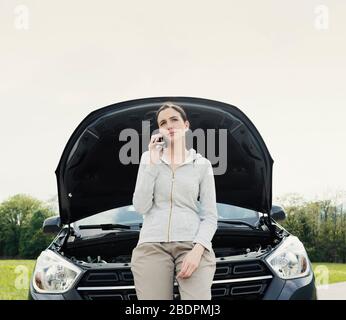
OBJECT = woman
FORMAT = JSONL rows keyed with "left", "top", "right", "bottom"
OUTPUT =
{"left": 131, "top": 102, "right": 218, "bottom": 300}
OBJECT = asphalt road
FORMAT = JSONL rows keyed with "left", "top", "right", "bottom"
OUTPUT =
{"left": 317, "top": 281, "right": 346, "bottom": 300}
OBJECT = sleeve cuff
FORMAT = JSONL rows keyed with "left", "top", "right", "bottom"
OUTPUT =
{"left": 192, "top": 239, "right": 212, "bottom": 252}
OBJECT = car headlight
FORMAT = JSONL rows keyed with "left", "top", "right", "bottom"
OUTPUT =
{"left": 32, "top": 249, "right": 82, "bottom": 294}
{"left": 266, "top": 235, "right": 310, "bottom": 279}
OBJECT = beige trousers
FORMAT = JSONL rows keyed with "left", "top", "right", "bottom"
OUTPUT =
{"left": 130, "top": 241, "right": 216, "bottom": 300}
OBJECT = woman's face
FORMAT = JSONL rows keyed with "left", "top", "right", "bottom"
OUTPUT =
{"left": 157, "top": 107, "right": 189, "bottom": 142}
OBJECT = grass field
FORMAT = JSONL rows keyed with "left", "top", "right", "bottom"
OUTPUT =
{"left": 0, "top": 260, "right": 346, "bottom": 300}
{"left": 311, "top": 263, "right": 346, "bottom": 286}
{"left": 0, "top": 260, "right": 36, "bottom": 300}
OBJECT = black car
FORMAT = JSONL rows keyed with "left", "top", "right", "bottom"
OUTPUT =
{"left": 29, "top": 97, "right": 317, "bottom": 300}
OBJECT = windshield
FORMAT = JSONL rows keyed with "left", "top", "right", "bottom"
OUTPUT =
{"left": 74, "top": 203, "right": 259, "bottom": 228}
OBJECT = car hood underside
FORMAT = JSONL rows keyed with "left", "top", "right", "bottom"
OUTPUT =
{"left": 55, "top": 97, "right": 274, "bottom": 224}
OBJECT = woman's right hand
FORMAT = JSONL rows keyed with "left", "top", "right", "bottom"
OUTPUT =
{"left": 148, "top": 133, "right": 164, "bottom": 165}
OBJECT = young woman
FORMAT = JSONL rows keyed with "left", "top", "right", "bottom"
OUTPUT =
{"left": 131, "top": 102, "right": 218, "bottom": 300}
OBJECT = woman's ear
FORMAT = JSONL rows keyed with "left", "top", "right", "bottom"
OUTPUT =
{"left": 185, "top": 121, "right": 190, "bottom": 132}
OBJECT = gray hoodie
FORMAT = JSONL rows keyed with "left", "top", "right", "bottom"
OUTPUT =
{"left": 132, "top": 148, "right": 218, "bottom": 252}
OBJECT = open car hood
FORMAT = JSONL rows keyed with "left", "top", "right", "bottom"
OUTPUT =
{"left": 55, "top": 97, "right": 274, "bottom": 224}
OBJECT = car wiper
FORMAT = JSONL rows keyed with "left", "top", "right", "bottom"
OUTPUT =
{"left": 78, "top": 223, "right": 138, "bottom": 230}
{"left": 217, "top": 219, "right": 257, "bottom": 230}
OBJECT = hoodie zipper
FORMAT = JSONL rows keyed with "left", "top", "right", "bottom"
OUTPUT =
{"left": 162, "top": 150, "right": 196, "bottom": 242}
{"left": 167, "top": 168, "right": 175, "bottom": 242}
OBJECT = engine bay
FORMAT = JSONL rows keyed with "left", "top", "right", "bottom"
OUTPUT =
{"left": 56, "top": 233, "right": 282, "bottom": 267}
{"left": 50, "top": 220, "right": 286, "bottom": 267}
{"left": 63, "top": 243, "right": 276, "bottom": 267}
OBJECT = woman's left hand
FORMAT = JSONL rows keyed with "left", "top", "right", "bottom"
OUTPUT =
{"left": 176, "top": 244, "right": 205, "bottom": 279}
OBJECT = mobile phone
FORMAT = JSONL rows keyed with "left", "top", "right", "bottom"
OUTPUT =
{"left": 156, "top": 136, "right": 167, "bottom": 150}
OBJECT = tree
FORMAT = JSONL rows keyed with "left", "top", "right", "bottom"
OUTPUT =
{"left": 19, "top": 209, "right": 55, "bottom": 258}
{"left": 278, "top": 192, "right": 346, "bottom": 263}
{"left": 0, "top": 194, "right": 56, "bottom": 258}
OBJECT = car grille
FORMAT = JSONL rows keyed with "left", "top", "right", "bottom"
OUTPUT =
{"left": 76, "top": 260, "right": 273, "bottom": 300}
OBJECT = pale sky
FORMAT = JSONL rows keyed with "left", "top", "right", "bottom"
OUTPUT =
{"left": 0, "top": 0, "right": 345, "bottom": 206}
